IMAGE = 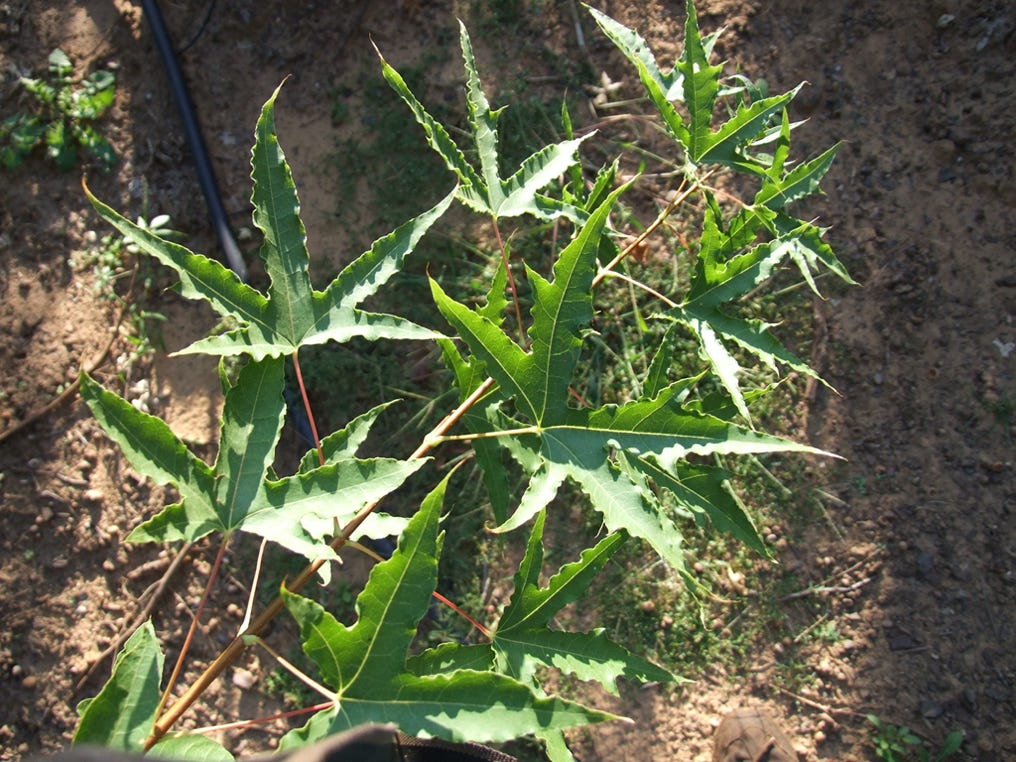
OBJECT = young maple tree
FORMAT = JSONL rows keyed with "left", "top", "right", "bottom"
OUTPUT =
{"left": 73, "top": 4, "right": 850, "bottom": 760}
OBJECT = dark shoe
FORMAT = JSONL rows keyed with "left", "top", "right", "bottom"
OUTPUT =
{"left": 712, "top": 708, "right": 797, "bottom": 762}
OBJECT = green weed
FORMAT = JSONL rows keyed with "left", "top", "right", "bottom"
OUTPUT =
{"left": 2, "top": 48, "right": 117, "bottom": 171}
{"left": 867, "top": 715, "right": 963, "bottom": 762}
{"left": 73, "top": 214, "right": 174, "bottom": 362}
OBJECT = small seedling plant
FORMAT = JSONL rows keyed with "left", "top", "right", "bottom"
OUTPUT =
{"left": 73, "top": 212, "right": 177, "bottom": 362}
{"left": 867, "top": 715, "right": 964, "bottom": 762}
{"left": 72, "top": 4, "right": 853, "bottom": 760}
{"left": 1, "top": 48, "right": 117, "bottom": 171}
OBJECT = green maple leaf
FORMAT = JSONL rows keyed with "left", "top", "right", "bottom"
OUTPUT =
{"left": 84, "top": 82, "right": 454, "bottom": 361}
{"left": 80, "top": 358, "right": 420, "bottom": 567}
{"left": 430, "top": 185, "right": 822, "bottom": 570}
{"left": 377, "top": 22, "right": 589, "bottom": 223}
{"left": 74, "top": 622, "right": 164, "bottom": 752}
{"left": 74, "top": 622, "right": 232, "bottom": 761}
{"left": 279, "top": 476, "right": 616, "bottom": 748}
{"left": 412, "top": 511, "right": 674, "bottom": 696}
{"left": 666, "top": 183, "right": 853, "bottom": 422}
{"left": 591, "top": 7, "right": 855, "bottom": 421}
{"left": 589, "top": 2, "right": 799, "bottom": 174}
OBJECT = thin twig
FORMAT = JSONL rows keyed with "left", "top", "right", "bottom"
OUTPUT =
{"left": 776, "top": 687, "right": 866, "bottom": 719}
{"left": 74, "top": 542, "right": 195, "bottom": 692}
{"left": 781, "top": 549, "right": 882, "bottom": 603}
{"left": 252, "top": 637, "right": 337, "bottom": 702}
{"left": 0, "top": 298, "right": 129, "bottom": 445}
{"left": 187, "top": 701, "right": 335, "bottom": 735}
{"left": 238, "top": 537, "right": 268, "bottom": 635}
{"left": 292, "top": 351, "right": 325, "bottom": 467}
{"left": 596, "top": 268, "right": 678, "bottom": 308}
{"left": 780, "top": 576, "right": 872, "bottom": 602}
{"left": 492, "top": 217, "right": 527, "bottom": 347}
{"left": 125, "top": 554, "right": 174, "bottom": 582}
{"left": 593, "top": 171, "right": 713, "bottom": 286}
{"left": 566, "top": 0, "right": 586, "bottom": 49}
{"left": 432, "top": 425, "right": 539, "bottom": 444}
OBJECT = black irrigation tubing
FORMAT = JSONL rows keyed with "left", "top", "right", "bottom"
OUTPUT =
{"left": 140, "top": 0, "right": 247, "bottom": 280}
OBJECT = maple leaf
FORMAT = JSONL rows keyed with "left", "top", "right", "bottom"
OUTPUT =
{"left": 84, "top": 82, "right": 454, "bottom": 361}
{"left": 74, "top": 622, "right": 232, "bottom": 761}
{"left": 410, "top": 511, "right": 675, "bottom": 695}
{"left": 590, "top": 6, "right": 856, "bottom": 421}
{"left": 430, "top": 185, "right": 824, "bottom": 570}
{"left": 377, "top": 23, "right": 589, "bottom": 223}
{"left": 664, "top": 122, "right": 854, "bottom": 421}
{"left": 80, "top": 357, "right": 420, "bottom": 568}
{"left": 278, "top": 476, "right": 617, "bottom": 747}
{"left": 589, "top": 2, "right": 798, "bottom": 175}
{"left": 406, "top": 511, "right": 675, "bottom": 762}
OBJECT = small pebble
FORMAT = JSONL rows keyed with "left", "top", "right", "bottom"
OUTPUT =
{"left": 83, "top": 488, "right": 105, "bottom": 503}
{"left": 21, "top": 675, "right": 38, "bottom": 690}
{"left": 232, "top": 668, "right": 256, "bottom": 690}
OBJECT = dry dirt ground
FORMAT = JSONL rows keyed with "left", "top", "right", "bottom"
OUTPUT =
{"left": 1, "top": 1, "right": 1014, "bottom": 760}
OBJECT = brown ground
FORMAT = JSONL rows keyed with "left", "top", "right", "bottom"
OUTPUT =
{"left": 1, "top": 1, "right": 1013, "bottom": 760}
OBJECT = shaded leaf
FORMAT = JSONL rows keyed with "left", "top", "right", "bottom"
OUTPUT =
{"left": 280, "top": 475, "right": 615, "bottom": 747}
{"left": 149, "top": 735, "right": 233, "bottom": 762}
{"left": 73, "top": 622, "right": 163, "bottom": 751}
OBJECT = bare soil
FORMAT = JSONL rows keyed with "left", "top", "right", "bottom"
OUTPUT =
{"left": 1, "top": 1, "right": 1013, "bottom": 760}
